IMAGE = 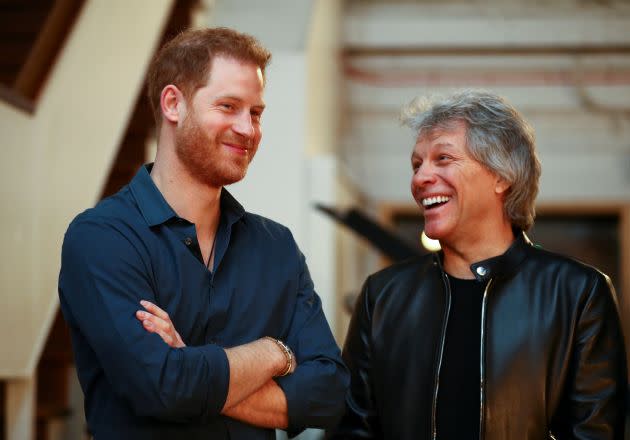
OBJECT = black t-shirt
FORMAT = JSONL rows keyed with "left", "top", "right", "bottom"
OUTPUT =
{"left": 435, "top": 275, "right": 485, "bottom": 440}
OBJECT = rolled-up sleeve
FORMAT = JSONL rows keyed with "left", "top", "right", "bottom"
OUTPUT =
{"left": 274, "top": 244, "right": 349, "bottom": 436}
{"left": 59, "top": 218, "right": 230, "bottom": 422}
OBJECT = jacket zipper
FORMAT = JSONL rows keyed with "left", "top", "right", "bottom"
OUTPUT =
{"left": 431, "top": 272, "right": 453, "bottom": 440}
{"left": 479, "top": 278, "right": 493, "bottom": 440}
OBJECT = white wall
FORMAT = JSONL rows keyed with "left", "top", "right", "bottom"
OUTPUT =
{"left": 210, "top": 0, "right": 347, "bottom": 332}
{"left": 228, "top": 52, "right": 308, "bottom": 242}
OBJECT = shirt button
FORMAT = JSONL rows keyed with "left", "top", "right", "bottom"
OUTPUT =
{"left": 476, "top": 266, "right": 487, "bottom": 276}
{"left": 184, "top": 237, "right": 193, "bottom": 246}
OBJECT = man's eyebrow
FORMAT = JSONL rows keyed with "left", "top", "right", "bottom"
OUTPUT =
{"left": 213, "top": 94, "right": 266, "bottom": 110}
{"left": 411, "top": 142, "right": 456, "bottom": 159}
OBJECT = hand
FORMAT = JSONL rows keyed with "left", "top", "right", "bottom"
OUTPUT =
{"left": 136, "top": 300, "right": 186, "bottom": 348}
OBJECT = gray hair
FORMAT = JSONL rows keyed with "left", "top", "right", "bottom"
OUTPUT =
{"left": 401, "top": 90, "right": 541, "bottom": 231}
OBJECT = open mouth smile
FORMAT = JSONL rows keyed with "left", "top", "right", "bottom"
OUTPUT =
{"left": 422, "top": 195, "right": 450, "bottom": 210}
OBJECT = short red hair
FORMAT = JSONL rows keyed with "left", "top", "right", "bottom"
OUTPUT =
{"left": 146, "top": 27, "right": 271, "bottom": 128}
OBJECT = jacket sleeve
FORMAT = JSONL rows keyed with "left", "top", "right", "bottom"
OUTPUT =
{"left": 58, "top": 218, "right": 230, "bottom": 422}
{"left": 327, "top": 277, "right": 382, "bottom": 439}
{"left": 554, "top": 272, "right": 628, "bottom": 439}
{"left": 274, "top": 244, "right": 350, "bottom": 437}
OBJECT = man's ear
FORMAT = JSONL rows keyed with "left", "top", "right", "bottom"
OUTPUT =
{"left": 495, "top": 175, "right": 511, "bottom": 195}
{"left": 160, "top": 85, "right": 185, "bottom": 124}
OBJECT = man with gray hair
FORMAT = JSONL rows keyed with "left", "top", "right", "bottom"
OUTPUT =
{"left": 328, "top": 90, "right": 626, "bottom": 439}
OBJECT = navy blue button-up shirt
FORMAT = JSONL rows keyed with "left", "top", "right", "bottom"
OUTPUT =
{"left": 58, "top": 165, "right": 348, "bottom": 439}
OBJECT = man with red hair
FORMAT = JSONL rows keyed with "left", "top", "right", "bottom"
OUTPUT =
{"left": 59, "top": 27, "right": 348, "bottom": 440}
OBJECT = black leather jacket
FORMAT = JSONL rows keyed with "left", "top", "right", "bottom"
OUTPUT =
{"left": 329, "top": 232, "right": 627, "bottom": 439}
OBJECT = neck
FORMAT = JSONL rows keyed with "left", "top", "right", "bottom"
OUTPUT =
{"left": 441, "top": 221, "right": 515, "bottom": 279}
{"left": 150, "top": 143, "right": 221, "bottom": 232}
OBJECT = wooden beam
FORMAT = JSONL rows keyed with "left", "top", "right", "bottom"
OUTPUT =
{"left": 0, "top": 84, "right": 35, "bottom": 114}
{"left": 13, "top": 0, "right": 85, "bottom": 101}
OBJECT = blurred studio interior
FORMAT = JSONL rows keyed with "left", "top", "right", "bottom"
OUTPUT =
{"left": 1, "top": 0, "right": 629, "bottom": 439}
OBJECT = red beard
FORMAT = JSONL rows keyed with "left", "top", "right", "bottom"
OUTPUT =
{"left": 175, "top": 112, "right": 254, "bottom": 188}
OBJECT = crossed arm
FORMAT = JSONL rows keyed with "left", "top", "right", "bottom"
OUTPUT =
{"left": 60, "top": 219, "right": 348, "bottom": 432}
{"left": 136, "top": 300, "right": 295, "bottom": 428}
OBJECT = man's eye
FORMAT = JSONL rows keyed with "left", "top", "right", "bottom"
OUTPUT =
{"left": 220, "top": 103, "right": 234, "bottom": 110}
{"left": 251, "top": 112, "right": 262, "bottom": 121}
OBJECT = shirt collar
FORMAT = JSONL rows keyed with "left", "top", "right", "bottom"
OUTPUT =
{"left": 220, "top": 186, "right": 246, "bottom": 227}
{"left": 129, "top": 163, "right": 246, "bottom": 227}
{"left": 129, "top": 164, "right": 177, "bottom": 226}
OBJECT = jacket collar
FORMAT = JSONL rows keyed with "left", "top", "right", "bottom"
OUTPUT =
{"left": 470, "top": 230, "right": 532, "bottom": 281}
{"left": 433, "top": 230, "right": 533, "bottom": 282}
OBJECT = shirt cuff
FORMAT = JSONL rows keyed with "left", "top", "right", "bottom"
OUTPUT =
{"left": 197, "top": 344, "right": 230, "bottom": 418}
{"left": 275, "top": 374, "right": 306, "bottom": 437}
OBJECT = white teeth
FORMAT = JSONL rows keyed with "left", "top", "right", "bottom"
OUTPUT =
{"left": 422, "top": 196, "right": 450, "bottom": 207}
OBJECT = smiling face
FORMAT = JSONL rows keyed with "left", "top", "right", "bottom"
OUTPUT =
{"left": 175, "top": 56, "right": 265, "bottom": 188}
{"left": 410, "top": 121, "right": 509, "bottom": 248}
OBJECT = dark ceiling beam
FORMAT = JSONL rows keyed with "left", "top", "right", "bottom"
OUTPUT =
{"left": 315, "top": 203, "right": 423, "bottom": 261}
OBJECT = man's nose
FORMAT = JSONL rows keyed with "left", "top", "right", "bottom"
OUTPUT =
{"left": 411, "top": 163, "right": 437, "bottom": 188}
{"left": 232, "top": 112, "right": 255, "bottom": 138}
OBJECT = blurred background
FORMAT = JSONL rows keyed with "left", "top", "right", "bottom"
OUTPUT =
{"left": 1, "top": 0, "right": 629, "bottom": 439}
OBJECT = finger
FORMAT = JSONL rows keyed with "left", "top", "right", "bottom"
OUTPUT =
{"left": 142, "top": 319, "right": 171, "bottom": 344}
{"left": 141, "top": 319, "right": 157, "bottom": 333}
{"left": 140, "top": 300, "right": 171, "bottom": 322}
{"left": 135, "top": 310, "right": 147, "bottom": 322}
{"left": 143, "top": 318, "right": 185, "bottom": 348}
{"left": 136, "top": 311, "right": 172, "bottom": 336}
{"left": 135, "top": 310, "right": 168, "bottom": 327}
{"left": 154, "top": 328, "right": 174, "bottom": 347}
